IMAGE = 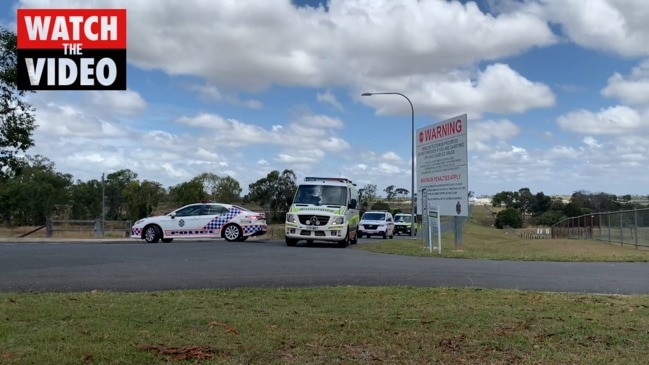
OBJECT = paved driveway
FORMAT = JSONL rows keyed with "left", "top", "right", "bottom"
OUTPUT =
{"left": 1, "top": 239, "right": 647, "bottom": 294}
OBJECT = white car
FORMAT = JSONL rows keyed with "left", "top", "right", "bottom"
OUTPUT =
{"left": 358, "top": 211, "right": 395, "bottom": 239}
{"left": 130, "top": 202, "right": 267, "bottom": 243}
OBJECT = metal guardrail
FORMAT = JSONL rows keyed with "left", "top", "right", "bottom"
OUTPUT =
{"left": 551, "top": 208, "right": 649, "bottom": 249}
{"left": 45, "top": 219, "right": 132, "bottom": 238}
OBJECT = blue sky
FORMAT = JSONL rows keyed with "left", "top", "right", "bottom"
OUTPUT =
{"left": 4, "top": 0, "right": 649, "bottom": 198}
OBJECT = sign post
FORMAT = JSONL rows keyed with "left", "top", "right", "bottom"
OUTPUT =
{"left": 416, "top": 114, "right": 469, "bottom": 249}
{"left": 427, "top": 205, "right": 441, "bottom": 254}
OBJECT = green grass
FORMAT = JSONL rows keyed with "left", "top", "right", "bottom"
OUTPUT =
{"left": 1, "top": 288, "right": 648, "bottom": 364}
{"left": 354, "top": 205, "right": 649, "bottom": 262}
{"left": 355, "top": 220, "right": 649, "bottom": 261}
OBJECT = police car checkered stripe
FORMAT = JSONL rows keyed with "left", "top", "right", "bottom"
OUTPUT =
{"left": 204, "top": 208, "right": 240, "bottom": 230}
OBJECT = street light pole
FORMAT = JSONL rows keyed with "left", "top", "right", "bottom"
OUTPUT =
{"left": 361, "top": 92, "right": 416, "bottom": 237}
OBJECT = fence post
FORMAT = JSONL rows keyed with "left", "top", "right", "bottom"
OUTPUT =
{"left": 94, "top": 219, "right": 101, "bottom": 238}
{"left": 608, "top": 212, "right": 611, "bottom": 243}
{"left": 619, "top": 211, "right": 623, "bottom": 247}
{"left": 46, "top": 218, "right": 53, "bottom": 238}
{"left": 124, "top": 221, "right": 131, "bottom": 238}
{"left": 635, "top": 209, "right": 638, "bottom": 249}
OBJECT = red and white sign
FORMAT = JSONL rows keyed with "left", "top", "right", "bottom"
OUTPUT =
{"left": 416, "top": 114, "right": 469, "bottom": 216}
{"left": 17, "top": 8, "right": 127, "bottom": 90}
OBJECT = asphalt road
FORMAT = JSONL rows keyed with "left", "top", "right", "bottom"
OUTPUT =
{"left": 1, "top": 238, "right": 648, "bottom": 295}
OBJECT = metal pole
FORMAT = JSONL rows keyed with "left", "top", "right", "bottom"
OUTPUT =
{"left": 101, "top": 173, "right": 106, "bottom": 238}
{"left": 361, "top": 92, "right": 416, "bottom": 237}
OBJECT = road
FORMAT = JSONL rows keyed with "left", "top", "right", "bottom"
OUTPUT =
{"left": 1, "top": 238, "right": 647, "bottom": 295}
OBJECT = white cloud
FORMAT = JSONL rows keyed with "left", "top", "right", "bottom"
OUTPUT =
{"left": 523, "top": 0, "right": 649, "bottom": 57}
{"left": 556, "top": 106, "right": 646, "bottom": 135}
{"left": 17, "top": 0, "right": 555, "bottom": 94}
{"left": 276, "top": 150, "right": 325, "bottom": 164}
{"left": 317, "top": 90, "right": 344, "bottom": 111}
{"left": 381, "top": 152, "right": 401, "bottom": 162}
{"left": 547, "top": 146, "right": 580, "bottom": 159}
{"left": 469, "top": 119, "right": 520, "bottom": 152}
{"left": 601, "top": 60, "right": 649, "bottom": 106}
{"left": 582, "top": 136, "right": 602, "bottom": 148}
{"left": 362, "top": 64, "right": 555, "bottom": 119}
{"left": 85, "top": 90, "right": 147, "bottom": 115}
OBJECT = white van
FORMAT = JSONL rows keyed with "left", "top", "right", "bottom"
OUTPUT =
{"left": 358, "top": 211, "right": 395, "bottom": 239}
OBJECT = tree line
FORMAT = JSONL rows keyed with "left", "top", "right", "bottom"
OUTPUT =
{"left": 0, "top": 160, "right": 301, "bottom": 225}
{"left": 491, "top": 188, "right": 646, "bottom": 229}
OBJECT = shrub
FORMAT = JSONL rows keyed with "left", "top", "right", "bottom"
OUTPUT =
{"left": 495, "top": 207, "right": 523, "bottom": 229}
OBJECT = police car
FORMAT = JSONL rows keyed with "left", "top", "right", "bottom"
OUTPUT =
{"left": 130, "top": 202, "right": 267, "bottom": 243}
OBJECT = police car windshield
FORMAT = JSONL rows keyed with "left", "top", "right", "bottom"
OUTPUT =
{"left": 294, "top": 185, "right": 347, "bottom": 206}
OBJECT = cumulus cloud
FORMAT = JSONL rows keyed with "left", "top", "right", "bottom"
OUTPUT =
{"left": 522, "top": 0, "right": 649, "bottom": 57}
{"left": 601, "top": 60, "right": 649, "bottom": 106}
{"left": 556, "top": 106, "right": 645, "bottom": 135}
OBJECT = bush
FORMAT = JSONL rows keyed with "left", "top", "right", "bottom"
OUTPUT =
{"left": 495, "top": 208, "right": 523, "bottom": 229}
{"left": 533, "top": 210, "right": 566, "bottom": 227}
{"left": 371, "top": 201, "right": 390, "bottom": 211}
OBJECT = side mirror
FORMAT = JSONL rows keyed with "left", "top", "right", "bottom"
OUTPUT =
{"left": 170, "top": 212, "right": 176, "bottom": 219}
{"left": 287, "top": 196, "right": 293, "bottom": 206}
{"left": 348, "top": 199, "right": 357, "bottom": 209}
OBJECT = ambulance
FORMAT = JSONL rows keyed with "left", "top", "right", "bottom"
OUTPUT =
{"left": 285, "top": 177, "right": 360, "bottom": 247}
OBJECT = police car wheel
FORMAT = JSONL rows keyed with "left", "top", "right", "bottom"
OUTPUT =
{"left": 223, "top": 224, "right": 242, "bottom": 242}
{"left": 143, "top": 225, "right": 161, "bottom": 243}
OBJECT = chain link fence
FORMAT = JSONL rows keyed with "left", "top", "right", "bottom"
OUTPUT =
{"left": 551, "top": 208, "right": 649, "bottom": 249}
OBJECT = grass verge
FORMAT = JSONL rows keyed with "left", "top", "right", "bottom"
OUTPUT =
{"left": 354, "top": 220, "right": 649, "bottom": 262}
{"left": 1, "top": 287, "right": 648, "bottom": 364}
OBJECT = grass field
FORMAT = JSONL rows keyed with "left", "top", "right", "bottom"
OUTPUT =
{"left": 2, "top": 205, "right": 649, "bottom": 364}
{"left": 1, "top": 288, "right": 648, "bottom": 364}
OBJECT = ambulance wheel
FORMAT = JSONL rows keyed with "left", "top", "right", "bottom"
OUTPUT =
{"left": 337, "top": 233, "right": 349, "bottom": 248}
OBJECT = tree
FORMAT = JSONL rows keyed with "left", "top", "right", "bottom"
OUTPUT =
{"left": 491, "top": 191, "right": 516, "bottom": 207}
{"left": 69, "top": 179, "right": 103, "bottom": 219}
{"left": 213, "top": 176, "right": 242, "bottom": 203}
{"left": 105, "top": 169, "right": 138, "bottom": 220}
{"left": 563, "top": 202, "right": 583, "bottom": 218}
{"left": 123, "top": 180, "right": 165, "bottom": 221}
{"left": 394, "top": 187, "right": 409, "bottom": 200}
{"left": 245, "top": 169, "right": 296, "bottom": 222}
{"left": 0, "top": 28, "right": 36, "bottom": 180}
{"left": 169, "top": 179, "right": 207, "bottom": 206}
{"left": 192, "top": 172, "right": 221, "bottom": 199}
{"left": 494, "top": 207, "right": 523, "bottom": 229}
{"left": 384, "top": 185, "right": 396, "bottom": 200}
{"left": 0, "top": 155, "right": 71, "bottom": 225}
{"left": 530, "top": 192, "right": 553, "bottom": 217}
{"left": 360, "top": 184, "right": 377, "bottom": 204}
{"left": 513, "top": 187, "right": 534, "bottom": 216}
